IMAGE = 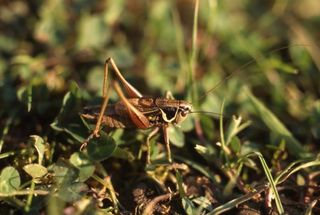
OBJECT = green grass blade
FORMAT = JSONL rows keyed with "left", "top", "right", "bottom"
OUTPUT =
{"left": 245, "top": 152, "right": 284, "bottom": 214}
{"left": 208, "top": 185, "right": 266, "bottom": 215}
{"left": 219, "top": 99, "right": 226, "bottom": 150}
{"left": 0, "top": 116, "right": 13, "bottom": 153}
{"left": 27, "top": 84, "right": 32, "bottom": 112}
{"left": 172, "top": 8, "right": 188, "bottom": 89}
{"left": 275, "top": 159, "right": 320, "bottom": 184}
{"left": 189, "top": 0, "right": 199, "bottom": 104}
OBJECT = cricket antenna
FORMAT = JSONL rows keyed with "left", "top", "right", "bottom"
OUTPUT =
{"left": 190, "top": 110, "right": 221, "bottom": 117}
{"left": 197, "top": 44, "right": 315, "bottom": 102}
{"left": 190, "top": 110, "right": 235, "bottom": 120}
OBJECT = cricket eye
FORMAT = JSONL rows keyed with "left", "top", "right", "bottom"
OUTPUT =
{"left": 181, "top": 111, "right": 188, "bottom": 117}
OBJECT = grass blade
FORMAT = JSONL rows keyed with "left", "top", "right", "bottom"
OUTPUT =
{"left": 244, "top": 152, "right": 284, "bottom": 214}
{"left": 208, "top": 185, "right": 267, "bottom": 215}
{"left": 275, "top": 159, "right": 320, "bottom": 184}
{"left": 189, "top": 0, "right": 199, "bottom": 104}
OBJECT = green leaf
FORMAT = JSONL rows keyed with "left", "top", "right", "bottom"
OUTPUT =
{"left": 57, "top": 182, "right": 88, "bottom": 203}
{"left": 180, "top": 114, "right": 194, "bottom": 132}
{"left": 0, "top": 167, "right": 21, "bottom": 193}
{"left": 230, "top": 137, "right": 241, "bottom": 154}
{"left": 145, "top": 54, "right": 175, "bottom": 92}
{"left": 30, "top": 135, "right": 46, "bottom": 165}
{"left": 76, "top": 14, "right": 110, "bottom": 50}
{"left": 112, "top": 147, "right": 135, "bottom": 161}
{"left": 51, "top": 87, "right": 87, "bottom": 143}
{"left": 34, "top": 0, "right": 68, "bottom": 45}
{"left": 50, "top": 162, "right": 87, "bottom": 203}
{"left": 147, "top": 0, "right": 176, "bottom": 52}
{"left": 49, "top": 160, "right": 78, "bottom": 186}
{"left": 311, "top": 101, "right": 320, "bottom": 139}
{"left": 87, "top": 67, "right": 105, "bottom": 96}
{"left": 23, "top": 164, "right": 48, "bottom": 179}
{"left": 51, "top": 88, "right": 80, "bottom": 130}
{"left": 200, "top": 115, "right": 215, "bottom": 140}
{"left": 47, "top": 195, "right": 65, "bottom": 215}
{"left": 103, "top": 0, "right": 125, "bottom": 25}
{"left": 87, "top": 133, "right": 117, "bottom": 162}
{"left": 0, "top": 34, "right": 17, "bottom": 52}
{"left": 106, "top": 46, "right": 135, "bottom": 68}
{"left": 69, "top": 152, "right": 95, "bottom": 182}
{"left": 182, "top": 197, "right": 195, "bottom": 215}
{"left": 168, "top": 125, "right": 185, "bottom": 147}
{"left": 289, "top": 44, "right": 313, "bottom": 71}
{"left": 17, "top": 85, "right": 32, "bottom": 111}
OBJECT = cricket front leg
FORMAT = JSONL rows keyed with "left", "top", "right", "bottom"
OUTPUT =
{"left": 162, "top": 124, "right": 172, "bottom": 163}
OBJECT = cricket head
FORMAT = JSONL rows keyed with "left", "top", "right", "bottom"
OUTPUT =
{"left": 159, "top": 100, "right": 192, "bottom": 125}
{"left": 175, "top": 101, "right": 192, "bottom": 124}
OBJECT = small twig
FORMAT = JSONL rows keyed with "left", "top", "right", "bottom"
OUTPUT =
{"left": 142, "top": 192, "right": 177, "bottom": 215}
{"left": 0, "top": 190, "right": 49, "bottom": 197}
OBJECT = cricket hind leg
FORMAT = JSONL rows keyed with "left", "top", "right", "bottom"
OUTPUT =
{"left": 91, "top": 57, "right": 145, "bottom": 133}
{"left": 92, "top": 57, "right": 142, "bottom": 137}
{"left": 80, "top": 87, "right": 110, "bottom": 150}
{"left": 107, "top": 57, "right": 143, "bottom": 98}
{"left": 81, "top": 58, "right": 145, "bottom": 150}
{"left": 113, "top": 81, "right": 150, "bottom": 129}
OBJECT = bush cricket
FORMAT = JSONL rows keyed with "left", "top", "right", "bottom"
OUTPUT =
{"left": 79, "top": 45, "right": 308, "bottom": 163}
{"left": 80, "top": 58, "right": 192, "bottom": 164}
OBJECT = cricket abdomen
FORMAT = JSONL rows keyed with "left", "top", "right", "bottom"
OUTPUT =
{"left": 81, "top": 105, "right": 140, "bottom": 129}
{"left": 102, "top": 115, "right": 135, "bottom": 128}
{"left": 81, "top": 98, "right": 159, "bottom": 129}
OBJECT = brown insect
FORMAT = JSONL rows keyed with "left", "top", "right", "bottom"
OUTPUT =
{"left": 80, "top": 58, "right": 192, "bottom": 164}
{"left": 79, "top": 44, "right": 301, "bottom": 163}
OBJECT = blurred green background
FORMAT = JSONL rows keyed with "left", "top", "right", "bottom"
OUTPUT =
{"left": 0, "top": 0, "right": 320, "bottom": 214}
